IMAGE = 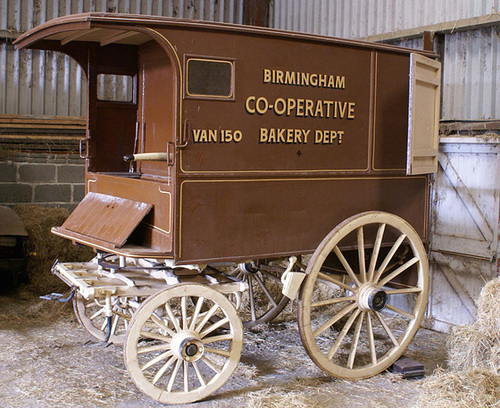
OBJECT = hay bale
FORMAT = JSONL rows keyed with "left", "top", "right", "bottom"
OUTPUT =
{"left": 447, "top": 323, "right": 500, "bottom": 374}
{"left": 417, "top": 278, "right": 500, "bottom": 408}
{"left": 476, "top": 278, "right": 500, "bottom": 335}
{"left": 12, "top": 205, "right": 93, "bottom": 294}
{"left": 418, "top": 368, "right": 500, "bottom": 408}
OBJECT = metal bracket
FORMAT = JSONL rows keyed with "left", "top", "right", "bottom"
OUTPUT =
{"left": 40, "top": 287, "right": 77, "bottom": 302}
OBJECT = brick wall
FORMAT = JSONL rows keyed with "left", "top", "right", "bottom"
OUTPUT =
{"left": 0, "top": 115, "right": 86, "bottom": 210}
{"left": 0, "top": 152, "right": 85, "bottom": 210}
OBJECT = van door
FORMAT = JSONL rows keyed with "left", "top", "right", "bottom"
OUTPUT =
{"left": 137, "top": 41, "right": 175, "bottom": 179}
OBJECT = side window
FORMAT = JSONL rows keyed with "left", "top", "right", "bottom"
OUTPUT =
{"left": 185, "top": 57, "right": 234, "bottom": 99}
{"left": 97, "top": 74, "right": 134, "bottom": 102}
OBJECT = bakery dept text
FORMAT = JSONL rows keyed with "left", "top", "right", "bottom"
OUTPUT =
{"left": 192, "top": 68, "right": 353, "bottom": 145}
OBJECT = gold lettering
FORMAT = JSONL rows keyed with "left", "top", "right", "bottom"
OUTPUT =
{"left": 296, "top": 99, "right": 304, "bottom": 117}
{"left": 303, "top": 129, "right": 310, "bottom": 143}
{"left": 285, "top": 70, "right": 296, "bottom": 85}
{"left": 305, "top": 99, "right": 314, "bottom": 117}
{"left": 276, "top": 70, "right": 284, "bottom": 84}
{"left": 274, "top": 98, "right": 286, "bottom": 115}
{"left": 348, "top": 102, "right": 355, "bottom": 119}
{"left": 269, "top": 128, "right": 278, "bottom": 142}
{"left": 277, "top": 128, "right": 286, "bottom": 143}
{"left": 310, "top": 74, "right": 318, "bottom": 86}
{"left": 286, "top": 98, "right": 296, "bottom": 116}
{"left": 314, "top": 100, "right": 324, "bottom": 117}
{"left": 336, "top": 76, "right": 346, "bottom": 89}
{"left": 256, "top": 97, "right": 269, "bottom": 114}
{"left": 263, "top": 69, "right": 271, "bottom": 83}
{"left": 301, "top": 72, "right": 309, "bottom": 86}
{"left": 193, "top": 129, "right": 202, "bottom": 143}
{"left": 245, "top": 96, "right": 256, "bottom": 114}
{"left": 318, "top": 74, "right": 327, "bottom": 87}
{"left": 259, "top": 128, "right": 268, "bottom": 143}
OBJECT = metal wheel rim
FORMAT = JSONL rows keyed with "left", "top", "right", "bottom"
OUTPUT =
{"left": 298, "top": 211, "right": 429, "bottom": 379}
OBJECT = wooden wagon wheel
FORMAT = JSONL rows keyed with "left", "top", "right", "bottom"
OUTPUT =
{"left": 298, "top": 211, "right": 429, "bottom": 379}
{"left": 214, "top": 259, "right": 290, "bottom": 328}
{"left": 124, "top": 283, "right": 243, "bottom": 404}
{"left": 73, "top": 293, "right": 140, "bottom": 344}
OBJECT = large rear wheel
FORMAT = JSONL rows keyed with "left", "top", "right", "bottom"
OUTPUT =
{"left": 298, "top": 212, "right": 429, "bottom": 379}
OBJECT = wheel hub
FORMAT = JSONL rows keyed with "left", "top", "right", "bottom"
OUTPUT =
{"left": 171, "top": 331, "right": 204, "bottom": 362}
{"left": 239, "top": 262, "right": 258, "bottom": 274}
{"left": 357, "top": 285, "right": 388, "bottom": 312}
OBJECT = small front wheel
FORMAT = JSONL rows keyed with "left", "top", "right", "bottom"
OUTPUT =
{"left": 124, "top": 283, "right": 243, "bottom": 404}
{"left": 73, "top": 293, "right": 140, "bottom": 343}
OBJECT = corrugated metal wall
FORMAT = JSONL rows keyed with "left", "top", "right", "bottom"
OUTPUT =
{"left": 272, "top": 0, "right": 500, "bottom": 121}
{"left": 272, "top": 0, "right": 500, "bottom": 38}
{"left": 0, "top": 0, "right": 244, "bottom": 117}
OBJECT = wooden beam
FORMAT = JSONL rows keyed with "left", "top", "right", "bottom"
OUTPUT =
{"left": 358, "top": 13, "right": 500, "bottom": 43}
{"left": 244, "top": 0, "right": 270, "bottom": 27}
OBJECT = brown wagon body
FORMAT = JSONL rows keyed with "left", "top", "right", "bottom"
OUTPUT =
{"left": 15, "top": 13, "right": 441, "bottom": 405}
{"left": 16, "top": 13, "right": 439, "bottom": 265}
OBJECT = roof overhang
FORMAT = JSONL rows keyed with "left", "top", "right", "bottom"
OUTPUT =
{"left": 13, "top": 13, "right": 168, "bottom": 51}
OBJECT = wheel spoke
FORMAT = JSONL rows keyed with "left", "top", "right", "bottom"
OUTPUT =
{"left": 366, "top": 312, "right": 377, "bottom": 365}
{"left": 150, "top": 314, "right": 176, "bottom": 337}
{"left": 111, "top": 314, "right": 119, "bottom": 336}
{"left": 141, "top": 350, "right": 174, "bottom": 371}
{"left": 386, "top": 304, "right": 415, "bottom": 320}
{"left": 201, "top": 356, "right": 221, "bottom": 374}
{"left": 189, "top": 297, "right": 205, "bottom": 331}
{"left": 195, "top": 304, "right": 219, "bottom": 333}
{"left": 318, "top": 272, "right": 359, "bottom": 293}
{"left": 89, "top": 307, "right": 104, "bottom": 321}
{"left": 311, "top": 295, "right": 356, "bottom": 308}
{"left": 183, "top": 361, "right": 189, "bottom": 392}
{"left": 374, "top": 311, "right": 400, "bottom": 347}
{"left": 378, "top": 257, "right": 419, "bottom": 287}
{"left": 258, "top": 268, "right": 283, "bottom": 283}
{"left": 165, "top": 302, "right": 181, "bottom": 332}
{"left": 367, "top": 223, "right": 386, "bottom": 282}
{"left": 347, "top": 311, "right": 365, "bottom": 369}
{"left": 327, "top": 308, "right": 361, "bottom": 360}
{"left": 385, "top": 287, "right": 422, "bottom": 295}
{"left": 138, "top": 343, "right": 171, "bottom": 354}
{"left": 152, "top": 355, "right": 176, "bottom": 385}
{"left": 167, "top": 359, "right": 182, "bottom": 392}
{"left": 254, "top": 274, "right": 278, "bottom": 308}
{"left": 139, "top": 330, "right": 171, "bottom": 342}
{"left": 248, "top": 276, "right": 257, "bottom": 322}
{"left": 202, "top": 334, "right": 234, "bottom": 344}
{"left": 334, "top": 246, "right": 362, "bottom": 288}
{"left": 199, "top": 317, "right": 230, "bottom": 338}
{"left": 357, "top": 227, "right": 367, "bottom": 283}
{"left": 204, "top": 346, "right": 231, "bottom": 358}
{"left": 181, "top": 296, "right": 188, "bottom": 330}
{"left": 313, "top": 303, "right": 357, "bottom": 337}
{"left": 192, "top": 361, "right": 206, "bottom": 387}
{"left": 372, "top": 234, "right": 406, "bottom": 283}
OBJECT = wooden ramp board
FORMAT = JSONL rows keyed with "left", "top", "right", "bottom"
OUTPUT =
{"left": 59, "top": 192, "right": 152, "bottom": 248}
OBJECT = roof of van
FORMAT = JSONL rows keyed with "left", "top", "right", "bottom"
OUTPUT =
{"left": 14, "top": 12, "right": 437, "bottom": 58}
